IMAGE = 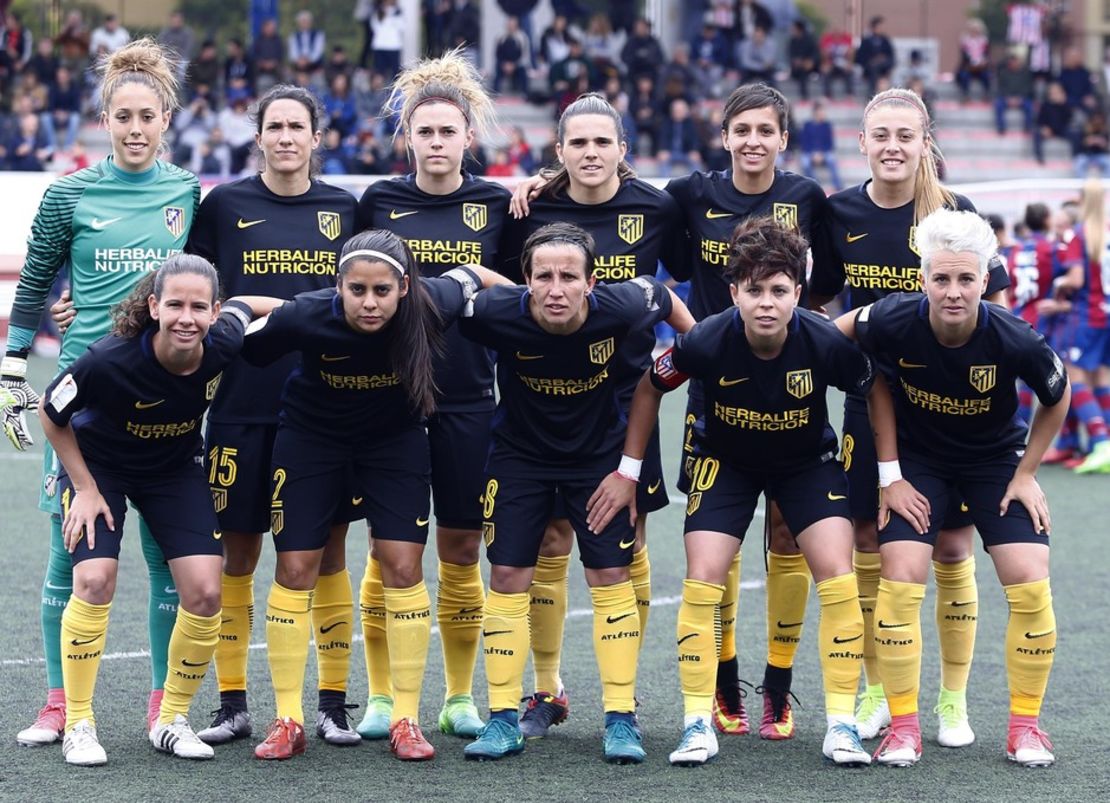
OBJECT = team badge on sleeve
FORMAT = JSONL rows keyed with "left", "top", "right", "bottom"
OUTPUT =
{"left": 318, "top": 211, "right": 342, "bottom": 241}
{"left": 164, "top": 206, "right": 186, "bottom": 238}
{"left": 969, "top": 364, "right": 996, "bottom": 394}
{"left": 589, "top": 337, "right": 615, "bottom": 365}
{"left": 773, "top": 203, "right": 798, "bottom": 230}
{"left": 786, "top": 369, "right": 813, "bottom": 399}
{"left": 618, "top": 214, "right": 644, "bottom": 245}
{"left": 462, "top": 203, "right": 487, "bottom": 232}
{"left": 206, "top": 372, "right": 224, "bottom": 401}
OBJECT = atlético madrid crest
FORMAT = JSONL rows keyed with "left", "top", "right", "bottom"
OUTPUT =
{"left": 463, "top": 203, "right": 488, "bottom": 232}
{"left": 163, "top": 206, "right": 185, "bottom": 238}
{"left": 618, "top": 214, "right": 643, "bottom": 245}
{"left": 318, "top": 211, "right": 342, "bottom": 241}
{"left": 773, "top": 203, "right": 798, "bottom": 230}
{"left": 589, "top": 337, "right": 615, "bottom": 365}
{"left": 969, "top": 365, "right": 996, "bottom": 393}
{"left": 908, "top": 226, "right": 920, "bottom": 257}
{"left": 786, "top": 368, "right": 813, "bottom": 399}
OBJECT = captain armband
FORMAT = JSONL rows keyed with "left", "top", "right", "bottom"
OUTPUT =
{"left": 650, "top": 347, "right": 688, "bottom": 391}
{"left": 444, "top": 267, "right": 479, "bottom": 317}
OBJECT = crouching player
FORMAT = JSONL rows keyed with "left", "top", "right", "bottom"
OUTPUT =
{"left": 587, "top": 216, "right": 874, "bottom": 767}
{"left": 37, "top": 255, "right": 278, "bottom": 765}
{"left": 836, "top": 209, "right": 1069, "bottom": 767}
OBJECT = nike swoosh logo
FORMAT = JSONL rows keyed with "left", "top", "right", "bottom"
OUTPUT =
{"left": 351, "top": 497, "right": 363, "bottom": 506}
{"left": 832, "top": 633, "right": 862, "bottom": 643}
{"left": 846, "top": 232, "right": 868, "bottom": 242}
{"left": 416, "top": 516, "right": 429, "bottom": 526}
{"left": 647, "top": 479, "right": 661, "bottom": 494}
{"left": 776, "top": 620, "right": 803, "bottom": 629}
{"left": 1025, "top": 630, "right": 1055, "bottom": 639}
{"left": 827, "top": 492, "right": 847, "bottom": 501}
{"left": 457, "top": 607, "right": 483, "bottom": 615}
{"left": 878, "top": 620, "right": 910, "bottom": 629}
{"left": 321, "top": 354, "right": 350, "bottom": 362}
{"left": 221, "top": 617, "right": 233, "bottom": 624}
{"left": 70, "top": 636, "right": 98, "bottom": 646}
{"left": 898, "top": 358, "right": 927, "bottom": 369}
{"left": 677, "top": 633, "right": 698, "bottom": 645}
{"left": 134, "top": 399, "right": 165, "bottom": 410}
{"left": 237, "top": 218, "right": 265, "bottom": 229}
{"left": 213, "top": 530, "right": 222, "bottom": 540}
{"left": 320, "top": 621, "right": 347, "bottom": 634}
{"left": 516, "top": 352, "right": 543, "bottom": 360}
{"left": 91, "top": 217, "right": 122, "bottom": 230}
{"left": 606, "top": 613, "right": 636, "bottom": 624}
{"left": 619, "top": 538, "right": 636, "bottom": 549}
{"left": 389, "top": 209, "right": 418, "bottom": 220}
{"left": 482, "top": 630, "right": 511, "bottom": 638}
{"left": 164, "top": 586, "right": 177, "bottom": 595}
{"left": 718, "top": 377, "right": 749, "bottom": 387}
{"left": 181, "top": 658, "right": 208, "bottom": 667}
{"left": 951, "top": 600, "right": 975, "bottom": 607}
{"left": 46, "top": 581, "right": 69, "bottom": 591}
{"left": 705, "top": 209, "right": 732, "bottom": 219}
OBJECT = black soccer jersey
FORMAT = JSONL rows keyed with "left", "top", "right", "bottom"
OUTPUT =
{"left": 458, "top": 277, "right": 672, "bottom": 479}
{"left": 855, "top": 293, "right": 1067, "bottom": 463}
{"left": 42, "top": 304, "right": 250, "bottom": 475}
{"left": 186, "top": 176, "right": 358, "bottom": 424}
{"left": 816, "top": 183, "right": 1010, "bottom": 308}
{"left": 664, "top": 168, "right": 833, "bottom": 319}
{"left": 240, "top": 271, "right": 478, "bottom": 439}
{"left": 358, "top": 173, "right": 513, "bottom": 412}
{"left": 659, "top": 308, "right": 873, "bottom": 473}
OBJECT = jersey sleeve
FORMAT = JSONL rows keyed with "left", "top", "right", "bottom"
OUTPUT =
{"left": 206, "top": 301, "right": 251, "bottom": 363}
{"left": 455, "top": 286, "right": 503, "bottom": 349}
{"left": 42, "top": 348, "right": 97, "bottom": 427}
{"left": 1017, "top": 327, "right": 1068, "bottom": 407}
{"left": 356, "top": 181, "right": 381, "bottom": 232}
{"left": 806, "top": 191, "right": 838, "bottom": 299}
{"left": 616, "top": 275, "right": 673, "bottom": 329}
{"left": 852, "top": 300, "right": 885, "bottom": 356}
{"left": 424, "top": 267, "right": 481, "bottom": 326}
{"left": 185, "top": 184, "right": 221, "bottom": 263}
{"left": 668, "top": 320, "right": 716, "bottom": 379}
{"left": 495, "top": 215, "right": 527, "bottom": 285}
{"left": 648, "top": 347, "right": 689, "bottom": 393}
{"left": 657, "top": 189, "right": 691, "bottom": 280}
{"left": 662, "top": 178, "right": 694, "bottom": 282}
{"left": 240, "top": 296, "right": 303, "bottom": 367}
{"left": 819, "top": 321, "right": 875, "bottom": 396}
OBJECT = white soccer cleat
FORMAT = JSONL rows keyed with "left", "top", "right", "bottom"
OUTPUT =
{"left": 1007, "top": 722, "right": 1055, "bottom": 768}
{"left": 62, "top": 720, "right": 107, "bottom": 766}
{"left": 150, "top": 714, "right": 215, "bottom": 760}
{"left": 17, "top": 701, "right": 66, "bottom": 746}
{"left": 669, "top": 718, "right": 719, "bottom": 766}
{"left": 316, "top": 705, "right": 362, "bottom": 745}
{"left": 822, "top": 722, "right": 872, "bottom": 766}
{"left": 935, "top": 689, "right": 975, "bottom": 748}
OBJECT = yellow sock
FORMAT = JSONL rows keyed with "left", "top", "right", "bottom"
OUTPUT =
{"left": 874, "top": 578, "right": 925, "bottom": 717}
{"left": 590, "top": 581, "right": 640, "bottom": 713}
{"left": 815, "top": 573, "right": 864, "bottom": 718}
{"left": 718, "top": 552, "right": 740, "bottom": 663}
{"left": 933, "top": 557, "right": 978, "bottom": 693}
{"left": 358, "top": 557, "right": 391, "bottom": 698}
{"left": 530, "top": 554, "right": 569, "bottom": 693}
{"left": 160, "top": 607, "right": 220, "bottom": 724}
{"left": 265, "top": 582, "right": 313, "bottom": 723}
{"left": 630, "top": 546, "right": 651, "bottom": 646}
{"left": 312, "top": 570, "right": 353, "bottom": 693}
{"left": 437, "top": 561, "right": 486, "bottom": 699}
{"left": 61, "top": 595, "right": 110, "bottom": 731}
{"left": 766, "top": 551, "right": 811, "bottom": 669}
{"left": 384, "top": 582, "right": 431, "bottom": 723}
{"left": 215, "top": 573, "right": 253, "bottom": 693}
{"left": 483, "top": 590, "right": 530, "bottom": 711}
{"left": 853, "top": 550, "right": 882, "bottom": 686}
{"left": 678, "top": 579, "right": 725, "bottom": 719}
{"left": 1004, "top": 578, "right": 1056, "bottom": 717}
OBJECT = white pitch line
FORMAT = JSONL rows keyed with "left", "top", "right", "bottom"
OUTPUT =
{"left": 1, "top": 580, "right": 766, "bottom": 667}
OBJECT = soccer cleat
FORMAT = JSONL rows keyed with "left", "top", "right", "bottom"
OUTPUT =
{"left": 603, "top": 718, "right": 645, "bottom": 764}
{"left": 1007, "top": 717, "right": 1055, "bottom": 768}
{"left": 1075, "top": 440, "right": 1110, "bottom": 474}
{"left": 254, "top": 717, "right": 307, "bottom": 760}
{"left": 62, "top": 720, "right": 107, "bottom": 766}
{"left": 316, "top": 704, "right": 362, "bottom": 746}
{"left": 149, "top": 714, "right": 215, "bottom": 760}
{"left": 356, "top": 694, "right": 393, "bottom": 740}
{"left": 669, "top": 718, "right": 719, "bottom": 766}
{"left": 146, "top": 689, "right": 163, "bottom": 734}
{"left": 711, "top": 681, "right": 751, "bottom": 735}
{"left": 935, "top": 688, "right": 975, "bottom": 748}
{"left": 388, "top": 718, "right": 435, "bottom": 761}
{"left": 1040, "top": 446, "right": 1076, "bottom": 465}
{"left": 855, "top": 684, "right": 891, "bottom": 739}
{"left": 438, "top": 693, "right": 485, "bottom": 738}
{"left": 518, "top": 689, "right": 569, "bottom": 739}
{"left": 197, "top": 705, "right": 252, "bottom": 745}
{"left": 822, "top": 722, "right": 872, "bottom": 766}
{"left": 874, "top": 714, "right": 922, "bottom": 767}
{"left": 17, "top": 701, "right": 66, "bottom": 746}
{"left": 464, "top": 717, "right": 525, "bottom": 761}
{"left": 757, "top": 685, "right": 799, "bottom": 740}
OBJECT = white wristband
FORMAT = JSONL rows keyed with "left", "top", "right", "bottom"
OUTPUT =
{"left": 617, "top": 454, "right": 642, "bottom": 483}
{"left": 1, "top": 355, "right": 28, "bottom": 379}
{"left": 877, "top": 460, "right": 902, "bottom": 488}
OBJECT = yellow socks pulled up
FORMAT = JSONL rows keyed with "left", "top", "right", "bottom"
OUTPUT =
{"left": 384, "top": 582, "right": 432, "bottom": 723}
{"left": 678, "top": 579, "right": 725, "bottom": 719}
{"left": 815, "top": 573, "right": 864, "bottom": 719}
{"left": 160, "top": 607, "right": 220, "bottom": 724}
{"left": 483, "top": 590, "right": 530, "bottom": 711}
{"left": 358, "top": 557, "right": 391, "bottom": 698}
{"left": 61, "top": 595, "right": 110, "bottom": 730}
{"left": 1004, "top": 578, "right": 1056, "bottom": 717}
{"left": 853, "top": 549, "right": 882, "bottom": 686}
{"left": 874, "top": 578, "right": 926, "bottom": 717}
{"left": 265, "top": 582, "right": 313, "bottom": 723}
{"left": 529, "top": 554, "right": 569, "bottom": 694}
{"left": 590, "top": 581, "right": 640, "bottom": 713}
{"left": 718, "top": 552, "right": 741, "bottom": 663}
{"left": 630, "top": 546, "right": 651, "bottom": 643}
{"left": 312, "top": 570, "right": 354, "bottom": 694}
{"left": 436, "top": 560, "right": 486, "bottom": 699}
{"left": 766, "top": 551, "right": 811, "bottom": 669}
{"left": 215, "top": 573, "right": 253, "bottom": 693}
{"left": 933, "top": 557, "right": 978, "bottom": 694}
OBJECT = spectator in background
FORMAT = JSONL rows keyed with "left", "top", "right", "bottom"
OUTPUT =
{"left": 495, "top": 15, "right": 531, "bottom": 95}
{"left": 448, "top": 0, "right": 482, "bottom": 66}
{"left": 425, "top": 0, "right": 454, "bottom": 58}
{"left": 352, "top": 129, "right": 386, "bottom": 174}
{"left": 320, "top": 128, "right": 354, "bottom": 175}
{"left": 56, "top": 10, "right": 90, "bottom": 71}
{"left": 855, "top": 15, "right": 894, "bottom": 95}
{"left": 690, "top": 19, "right": 731, "bottom": 98}
{"left": 539, "top": 14, "right": 574, "bottom": 71}
{"left": 199, "top": 126, "right": 231, "bottom": 176}
{"left": 27, "top": 37, "right": 59, "bottom": 87}
{"left": 506, "top": 124, "right": 536, "bottom": 173}
{"left": 788, "top": 20, "right": 819, "bottom": 100}
{"left": 660, "top": 43, "right": 697, "bottom": 104}
{"left": 799, "top": 100, "right": 840, "bottom": 190}
{"left": 819, "top": 26, "right": 854, "bottom": 98}
{"left": 737, "top": 25, "right": 778, "bottom": 86}
{"left": 956, "top": 17, "right": 991, "bottom": 102}
{"left": 354, "top": 0, "right": 374, "bottom": 69}
{"left": 187, "top": 40, "right": 221, "bottom": 105}
{"left": 550, "top": 37, "right": 593, "bottom": 96}
{"left": 224, "top": 38, "right": 255, "bottom": 106}
{"left": 656, "top": 96, "right": 703, "bottom": 176}
{"left": 157, "top": 10, "right": 195, "bottom": 81}
{"left": 621, "top": 17, "right": 664, "bottom": 86}
{"left": 629, "top": 74, "right": 661, "bottom": 155}
{"left": 43, "top": 65, "right": 82, "bottom": 152}
{"left": 995, "top": 49, "right": 1035, "bottom": 135}
{"left": 735, "top": 0, "right": 775, "bottom": 47}
{"left": 3, "top": 11, "right": 33, "bottom": 74}
{"left": 371, "top": 0, "right": 404, "bottom": 80}
{"left": 387, "top": 131, "right": 410, "bottom": 173}
{"left": 13, "top": 70, "right": 49, "bottom": 115}
{"left": 1058, "top": 47, "right": 1098, "bottom": 115}
{"left": 583, "top": 13, "right": 622, "bottom": 78}
{"left": 288, "top": 9, "right": 326, "bottom": 76}
{"left": 325, "top": 45, "right": 353, "bottom": 86}
{"left": 252, "top": 17, "right": 284, "bottom": 96}
{"left": 1033, "top": 81, "right": 1073, "bottom": 164}
{"left": 323, "top": 72, "right": 358, "bottom": 139}
{"left": 173, "top": 94, "right": 218, "bottom": 171}
{"left": 216, "top": 95, "right": 254, "bottom": 174}
{"left": 485, "top": 147, "right": 517, "bottom": 177}
{"left": 1074, "top": 110, "right": 1110, "bottom": 177}
{"left": 89, "top": 14, "right": 130, "bottom": 57}
{"left": 6, "top": 108, "right": 52, "bottom": 170}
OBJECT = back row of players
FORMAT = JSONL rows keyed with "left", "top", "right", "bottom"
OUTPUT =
{"left": 0, "top": 41, "right": 1076, "bottom": 769}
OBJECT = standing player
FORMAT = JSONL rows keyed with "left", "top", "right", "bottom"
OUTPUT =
{"left": 586, "top": 216, "right": 874, "bottom": 768}
{"left": 809, "top": 87, "right": 1012, "bottom": 745}
{"left": 355, "top": 50, "right": 512, "bottom": 741}
{"left": 242, "top": 231, "right": 509, "bottom": 762}
{"left": 504, "top": 92, "right": 687, "bottom": 738}
{"left": 457, "top": 223, "right": 693, "bottom": 764}
{"left": 1, "top": 39, "right": 199, "bottom": 745}
{"left": 835, "top": 209, "right": 1068, "bottom": 767}
{"left": 37, "top": 255, "right": 277, "bottom": 765}
{"left": 185, "top": 85, "right": 361, "bottom": 749}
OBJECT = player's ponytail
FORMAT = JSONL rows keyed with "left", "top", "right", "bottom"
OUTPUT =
{"left": 111, "top": 254, "right": 220, "bottom": 338}
{"left": 1079, "top": 178, "right": 1106, "bottom": 265}
{"left": 542, "top": 92, "right": 635, "bottom": 199}
{"left": 390, "top": 47, "right": 497, "bottom": 146}
{"left": 862, "top": 88, "right": 955, "bottom": 225}
{"left": 99, "top": 37, "right": 181, "bottom": 114}
{"left": 338, "top": 230, "right": 444, "bottom": 416}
